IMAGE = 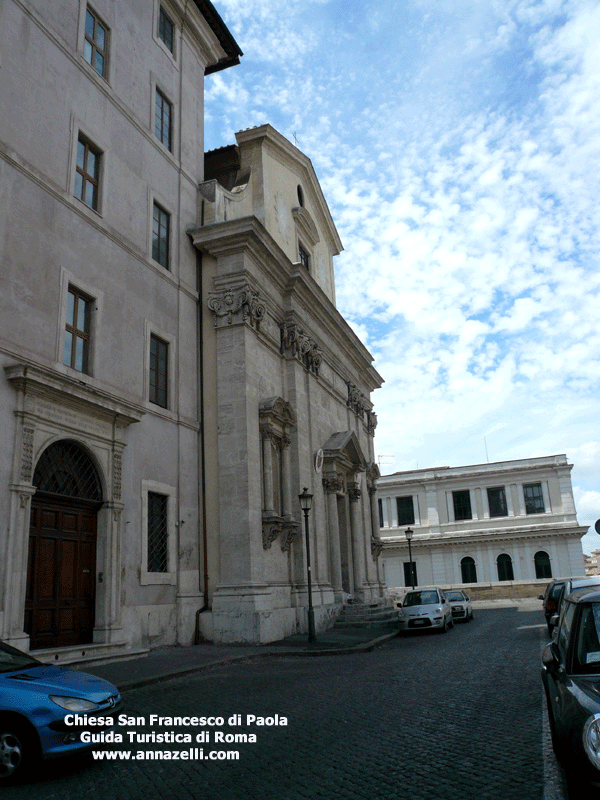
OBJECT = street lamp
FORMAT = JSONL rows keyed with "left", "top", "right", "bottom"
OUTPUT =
{"left": 299, "top": 487, "right": 316, "bottom": 643}
{"left": 405, "top": 526, "right": 415, "bottom": 589}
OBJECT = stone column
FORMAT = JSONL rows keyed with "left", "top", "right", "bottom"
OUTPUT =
{"left": 348, "top": 484, "right": 366, "bottom": 599}
{"left": 281, "top": 435, "right": 292, "bottom": 518}
{"left": 323, "top": 474, "right": 344, "bottom": 599}
{"left": 2, "top": 484, "right": 36, "bottom": 647}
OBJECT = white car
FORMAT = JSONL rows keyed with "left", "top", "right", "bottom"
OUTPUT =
{"left": 397, "top": 587, "right": 454, "bottom": 633}
{"left": 445, "top": 589, "right": 473, "bottom": 623}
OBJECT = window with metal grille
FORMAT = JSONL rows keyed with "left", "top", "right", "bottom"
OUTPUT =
{"left": 155, "top": 88, "right": 172, "bottom": 150}
{"left": 149, "top": 334, "right": 168, "bottom": 408}
{"left": 33, "top": 440, "right": 102, "bottom": 501}
{"left": 378, "top": 498, "right": 384, "bottom": 528}
{"left": 524, "top": 482, "right": 545, "bottom": 514}
{"left": 487, "top": 486, "right": 508, "bottom": 517}
{"left": 152, "top": 202, "right": 170, "bottom": 268}
{"left": 84, "top": 6, "right": 109, "bottom": 77}
{"left": 452, "top": 489, "right": 472, "bottom": 521}
{"left": 396, "top": 495, "right": 415, "bottom": 526}
{"left": 298, "top": 244, "right": 310, "bottom": 270}
{"left": 147, "top": 492, "right": 168, "bottom": 572}
{"left": 64, "top": 286, "right": 92, "bottom": 372}
{"left": 461, "top": 556, "right": 477, "bottom": 583}
{"left": 158, "top": 6, "right": 174, "bottom": 53}
{"left": 497, "top": 553, "right": 514, "bottom": 581}
{"left": 403, "top": 561, "right": 417, "bottom": 588}
{"left": 75, "top": 136, "right": 101, "bottom": 210}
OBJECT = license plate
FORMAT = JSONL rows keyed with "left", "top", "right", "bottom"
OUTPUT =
{"left": 412, "top": 619, "right": 426, "bottom": 626}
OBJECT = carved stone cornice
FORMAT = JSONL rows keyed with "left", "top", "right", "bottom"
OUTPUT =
{"left": 366, "top": 410, "right": 378, "bottom": 436}
{"left": 346, "top": 381, "right": 370, "bottom": 417}
{"left": 366, "top": 462, "right": 380, "bottom": 492}
{"left": 348, "top": 485, "right": 362, "bottom": 503}
{"left": 280, "top": 322, "right": 322, "bottom": 376}
{"left": 322, "top": 473, "right": 344, "bottom": 494}
{"left": 207, "top": 283, "right": 265, "bottom": 330}
{"left": 280, "top": 521, "right": 301, "bottom": 552}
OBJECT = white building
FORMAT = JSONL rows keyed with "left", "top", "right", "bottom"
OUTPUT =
{"left": 0, "top": 2, "right": 382, "bottom": 657}
{"left": 377, "top": 455, "right": 586, "bottom": 590}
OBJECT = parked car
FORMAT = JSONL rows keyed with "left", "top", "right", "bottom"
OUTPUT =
{"left": 397, "top": 587, "right": 454, "bottom": 633}
{"left": 445, "top": 590, "right": 473, "bottom": 622}
{"left": 552, "top": 577, "right": 600, "bottom": 631}
{"left": 0, "top": 639, "right": 122, "bottom": 782}
{"left": 539, "top": 578, "right": 572, "bottom": 636}
{"left": 542, "top": 586, "right": 600, "bottom": 787}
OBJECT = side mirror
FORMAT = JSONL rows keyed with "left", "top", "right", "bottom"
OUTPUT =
{"left": 396, "top": 601, "right": 402, "bottom": 609}
{"left": 538, "top": 595, "right": 544, "bottom": 600}
{"left": 542, "top": 642, "right": 561, "bottom": 672}
{"left": 550, "top": 614, "right": 559, "bottom": 627}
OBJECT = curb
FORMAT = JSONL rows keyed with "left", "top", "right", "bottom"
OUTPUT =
{"left": 117, "top": 630, "right": 400, "bottom": 692}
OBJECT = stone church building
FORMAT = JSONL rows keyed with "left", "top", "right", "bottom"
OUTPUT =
{"left": 0, "top": 0, "right": 383, "bottom": 659}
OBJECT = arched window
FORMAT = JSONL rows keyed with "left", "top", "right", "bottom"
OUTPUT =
{"left": 534, "top": 550, "right": 552, "bottom": 579}
{"left": 461, "top": 556, "right": 477, "bottom": 584}
{"left": 33, "top": 440, "right": 102, "bottom": 502}
{"left": 497, "top": 553, "right": 514, "bottom": 582}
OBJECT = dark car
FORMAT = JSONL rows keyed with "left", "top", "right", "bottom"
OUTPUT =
{"left": 542, "top": 586, "right": 600, "bottom": 786}
{"left": 0, "top": 640, "right": 122, "bottom": 782}
{"left": 552, "top": 576, "right": 600, "bottom": 629}
{"left": 539, "top": 578, "right": 571, "bottom": 635}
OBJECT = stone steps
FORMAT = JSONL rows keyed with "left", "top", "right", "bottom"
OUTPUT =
{"left": 333, "top": 601, "right": 399, "bottom": 629}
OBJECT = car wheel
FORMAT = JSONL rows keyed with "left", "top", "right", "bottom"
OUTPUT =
{"left": 0, "top": 722, "right": 35, "bottom": 783}
{"left": 449, "top": 616, "right": 454, "bottom": 629}
{"left": 440, "top": 617, "right": 449, "bottom": 633}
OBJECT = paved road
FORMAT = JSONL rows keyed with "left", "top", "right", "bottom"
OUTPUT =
{"left": 4, "top": 606, "right": 569, "bottom": 800}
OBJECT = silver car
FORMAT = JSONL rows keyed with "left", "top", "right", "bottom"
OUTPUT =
{"left": 398, "top": 587, "right": 454, "bottom": 633}
{"left": 445, "top": 589, "right": 473, "bottom": 623}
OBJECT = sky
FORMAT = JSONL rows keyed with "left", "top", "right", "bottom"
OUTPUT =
{"left": 204, "top": 0, "right": 600, "bottom": 553}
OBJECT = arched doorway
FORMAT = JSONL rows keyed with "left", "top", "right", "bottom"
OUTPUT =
{"left": 534, "top": 550, "right": 552, "bottom": 579}
{"left": 461, "top": 556, "right": 477, "bottom": 583}
{"left": 25, "top": 440, "right": 103, "bottom": 649}
{"left": 497, "top": 553, "right": 514, "bottom": 582}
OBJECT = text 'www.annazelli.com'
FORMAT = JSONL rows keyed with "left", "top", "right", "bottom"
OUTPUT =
{"left": 92, "top": 749, "right": 240, "bottom": 761}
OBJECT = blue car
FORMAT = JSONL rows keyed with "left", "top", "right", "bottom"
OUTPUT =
{"left": 0, "top": 639, "right": 122, "bottom": 782}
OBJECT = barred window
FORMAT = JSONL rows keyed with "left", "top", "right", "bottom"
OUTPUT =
{"left": 149, "top": 334, "right": 168, "bottom": 408}
{"left": 452, "top": 490, "right": 472, "bottom": 521}
{"left": 298, "top": 244, "right": 310, "bottom": 270}
{"left": 147, "top": 492, "right": 168, "bottom": 573}
{"left": 487, "top": 486, "right": 508, "bottom": 518}
{"left": 524, "top": 483, "right": 545, "bottom": 514}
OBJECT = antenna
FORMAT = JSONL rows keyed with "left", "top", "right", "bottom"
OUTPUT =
{"left": 377, "top": 455, "right": 395, "bottom": 468}
{"left": 484, "top": 436, "right": 489, "bottom": 463}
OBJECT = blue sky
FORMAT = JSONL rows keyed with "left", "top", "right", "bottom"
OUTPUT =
{"left": 205, "top": 0, "right": 600, "bottom": 552}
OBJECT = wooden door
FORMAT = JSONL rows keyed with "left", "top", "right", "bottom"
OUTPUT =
{"left": 25, "top": 497, "right": 97, "bottom": 649}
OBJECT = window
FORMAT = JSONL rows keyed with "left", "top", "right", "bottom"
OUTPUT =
{"left": 497, "top": 553, "right": 514, "bottom": 582}
{"left": 64, "top": 287, "right": 92, "bottom": 372}
{"left": 396, "top": 496, "right": 415, "bottom": 526}
{"left": 487, "top": 486, "right": 508, "bottom": 518}
{"left": 158, "top": 6, "right": 174, "bottom": 53}
{"left": 378, "top": 499, "right": 384, "bottom": 528}
{"left": 84, "top": 7, "right": 109, "bottom": 78}
{"left": 452, "top": 490, "right": 472, "bottom": 521}
{"left": 147, "top": 491, "right": 169, "bottom": 573}
{"left": 75, "top": 136, "right": 101, "bottom": 210}
{"left": 461, "top": 556, "right": 477, "bottom": 584}
{"left": 535, "top": 551, "right": 552, "bottom": 580}
{"left": 155, "top": 88, "right": 172, "bottom": 150}
{"left": 149, "top": 334, "right": 168, "bottom": 408}
{"left": 152, "top": 202, "right": 170, "bottom": 268}
{"left": 298, "top": 244, "right": 310, "bottom": 270}
{"left": 524, "top": 483, "right": 545, "bottom": 514}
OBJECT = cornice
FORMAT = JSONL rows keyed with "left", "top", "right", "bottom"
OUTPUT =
{"left": 380, "top": 524, "right": 588, "bottom": 550}
{"left": 5, "top": 363, "right": 145, "bottom": 427}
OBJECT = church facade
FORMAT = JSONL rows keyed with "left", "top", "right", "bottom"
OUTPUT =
{"left": 0, "top": 2, "right": 382, "bottom": 659}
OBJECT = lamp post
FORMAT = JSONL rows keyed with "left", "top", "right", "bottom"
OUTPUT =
{"left": 299, "top": 487, "right": 316, "bottom": 643}
{"left": 405, "top": 526, "right": 415, "bottom": 589}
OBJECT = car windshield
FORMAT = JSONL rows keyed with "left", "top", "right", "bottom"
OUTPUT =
{"left": 446, "top": 591, "right": 464, "bottom": 601}
{"left": 404, "top": 590, "right": 439, "bottom": 606}
{"left": 573, "top": 603, "right": 600, "bottom": 674}
{"left": 0, "top": 642, "right": 42, "bottom": 674}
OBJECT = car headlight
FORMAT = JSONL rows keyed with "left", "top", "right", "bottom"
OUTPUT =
{"left": 583, "top": 714, "right": 600, "bottom": 770}
{"left": 436, "top": 607, "right": 442, "bottom": 613}
{"left": 49, "top": 695, "right": 101, "bottom": 712}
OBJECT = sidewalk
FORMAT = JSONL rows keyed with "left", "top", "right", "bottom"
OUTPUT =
{"left": 81, "top": 626, "right": 400, "bottom": 691}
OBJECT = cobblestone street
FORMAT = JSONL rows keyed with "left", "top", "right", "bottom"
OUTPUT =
{"left": 4, "top": 606, "right": 561, "bottom": 800}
